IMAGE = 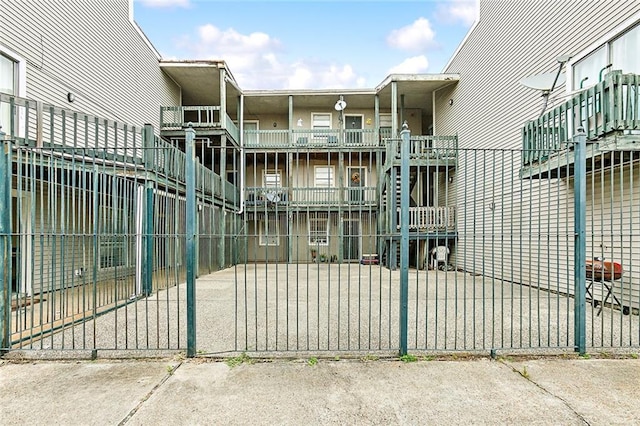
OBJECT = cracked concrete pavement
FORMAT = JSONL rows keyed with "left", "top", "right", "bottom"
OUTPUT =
{"left": 2, "top": 356, "right": 639, "bottom": 425}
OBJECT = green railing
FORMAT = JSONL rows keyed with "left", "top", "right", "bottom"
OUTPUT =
{"left": 244, "top": 128, "right": 381, "bottom": 148}
{"left": 245, "top": 186, "right": 377, "bottom": 206}
{"left": 160, "top": 106, "right": 240, "bottom": 143}
{"left": 522, "top": 71, "right": 640, "bottom": 166}
{"left": 0, "top": 94, "right": 233, "bottom": 205}
{"left": 388, "top": 135, "right": 458, "bottom": 161}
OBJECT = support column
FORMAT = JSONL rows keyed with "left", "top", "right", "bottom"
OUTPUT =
{"left": 573, "top": 127, "right": 587, "bottom": 355}
{"left": 185, "top": 125, "right": 197, "bottom": 358}
{"left": 143, "top": 124, "right": 155, "bottom": 169}
{"left": 0, "top": 130, "right": 11, "bottom": 350}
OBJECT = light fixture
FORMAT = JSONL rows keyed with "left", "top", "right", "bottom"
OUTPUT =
{"left": 67, "top": 92, "right": 75, "bottom": 103}
{"left": 448, "top": 98, "right": 453, "bottom": 106}
{"left": 448, "top": 176, "right": 454, "bottom": 183}
{"left": 273, "top": 122, "right": 277, "bottom": 128}
{"left": 297, "top": 118, "right": 303, "bottom": 127}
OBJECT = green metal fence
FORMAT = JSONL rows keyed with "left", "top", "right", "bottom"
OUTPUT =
{"left": 0, "top": 96, "right": 234, "bottom": 355}
{"left": 2, "top": 95, "right": 639, "bottom": 358}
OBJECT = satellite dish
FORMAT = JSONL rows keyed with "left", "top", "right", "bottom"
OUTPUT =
{"left": 264, "top": 191, "right": 280, "bottom": 203}
{"left": 334, "top": 100, "right": 347, "bottom": 111}
{"left": 519, "top": 72, "right": 566, "bottom": 91}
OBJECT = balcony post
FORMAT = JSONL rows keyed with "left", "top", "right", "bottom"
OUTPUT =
{"left": 573, "top": 127, "right": 586, "bottom": 355}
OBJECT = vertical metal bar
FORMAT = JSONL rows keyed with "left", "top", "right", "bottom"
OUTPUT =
{"left": 185, "top": 125, "right": 197, "bottom": 357}
{"left": 399, "top": 123, "right": 410, "bottom": 356}
{"left": 0, "top": 131, "right": 11, "bottom": 350}
{"left": 144, "top": 182, "right": 154, "bottom": 296}
{"left": 574, "top": 127, "right": 587, "bottom": 355}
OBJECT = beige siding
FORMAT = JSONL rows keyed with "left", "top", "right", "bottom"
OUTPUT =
{"left": 0, "top": 0, "right": 180, "bottom": 130}
{"left": 438, "top": 1, "right": 640, "bottom": 307}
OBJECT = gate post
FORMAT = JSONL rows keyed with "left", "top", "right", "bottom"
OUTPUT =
{"left": 185, "top": 125, "right": 197, "bottom": 357}
{"left": 573, "top": 127, "right": 586, "bottom": 355}
{"left": 399, "top": 122, "right": 410, "bottom": 356}
{"left": 0, "top": 130, "right": 11, "bottom": 350}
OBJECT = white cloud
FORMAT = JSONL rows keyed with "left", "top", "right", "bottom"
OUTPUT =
{"left": 439, "top": 0, "right": 477, "bottom": 26}
{"left": 387, "top": 18, "right": 436, "bottom": 52}
{"left": 387, "top": 56, "right": 430, "bottom": 75}
{"left": 176, "top": 24, "right": 368, "bottom": 90}
{"left": 138, "top": 0, "right": 190, "bottom": 8}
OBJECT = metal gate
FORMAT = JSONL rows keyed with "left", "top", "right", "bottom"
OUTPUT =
{"left": 2, "top": 97, "right": 639, "bottom": 358}
{"left": 215, "top": 127, "right": 640, "bottom": 357}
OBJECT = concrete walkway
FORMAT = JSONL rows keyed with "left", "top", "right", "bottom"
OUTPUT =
{"left": 2, "top": 356, "right": 639, "bottom": 425}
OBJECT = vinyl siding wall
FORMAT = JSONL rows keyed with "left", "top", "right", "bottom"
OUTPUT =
{"left": 436, "top": 1, "right": 640, "bottom": 308}
{"left": 0, "top": 0, "right": 180, "bottom": 130}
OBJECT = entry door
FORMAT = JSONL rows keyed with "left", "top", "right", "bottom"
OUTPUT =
{"left": 345, "top": 115, "right": 362, "bottom": 145}
{"left": 342, "top": 220, "right": 361, "bottom": 261}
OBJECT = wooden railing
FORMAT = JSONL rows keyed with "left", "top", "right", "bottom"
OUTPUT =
{"left": 522, "top": 71, "right": 640, "bottom": 166}
{"left": 396, "top": 206, "right": 456, "bottom": 230}
{"left": 244, "top": 128, "right": 381, "bottom": 148}
{"left": 389, "top": 135, "right": 458, "bottom": 161}
{"left": 245, "top": 186, "right": 377, "bottom": 207}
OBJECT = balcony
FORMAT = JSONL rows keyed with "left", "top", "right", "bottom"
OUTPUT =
{"left": 521, "top": 71, "right": 640, "bottom": 179}
{"left": 396, "top": 206, "right": 456, "bottom": 231}
{"left": 387, "top": 135, "right": 458, "bottom": 168}
{"left": 244, "top": 129, "right": 382, "bottom": 149}
{"left": 160, "top": 106, "right": 240, "bottom": 143}
{"left": 245, "top": 186, "right": 378, "bottom": 208}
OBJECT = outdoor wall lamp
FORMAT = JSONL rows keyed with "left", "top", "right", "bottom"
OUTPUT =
{"left": 297, "top": 118, "right": 303, "bottom": 127}
{"left": 448, "top": 98, "right": 453, "bottom": 106}
{"left": 67, "top": 92, "right": 75, "bottom": 102}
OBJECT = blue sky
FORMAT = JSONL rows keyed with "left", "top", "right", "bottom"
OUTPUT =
{"left": 132, "top": 0, "right": 477, "bottom": 90}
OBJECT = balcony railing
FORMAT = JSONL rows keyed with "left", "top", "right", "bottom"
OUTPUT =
{"left": 244, "top": 128, "right": 381, "bottom": 148}
{"left": 160, "top": 106, "right": 240, "bottom": 142}
{"left": 245, "top": 186, "right": 377, "bottom": 207}
{"left": 396, "top": 206, "right": 456, "bottom": 231}
{"left": 389, "top": 135, "right": 458, "bottom": 161}
{"left": 522, "top": 71, "right": 640, "bottom": 166}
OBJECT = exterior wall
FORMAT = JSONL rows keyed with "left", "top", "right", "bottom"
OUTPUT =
{"left": 0, "top": 0, "right": 181, "bottom": 130}
{"left": 438, "top": 1, "right": 640, "bottom": 305}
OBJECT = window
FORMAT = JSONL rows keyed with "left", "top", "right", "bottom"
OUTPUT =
{"left": 314, "top": 166, "right": 334, "bottom": 187}
{"left": 309, "top": 215, "right": 329, "bottom": 246}
{"left": 263, "top": 169, "right": 282, "bottom": 188}
{"left": 312, "top": 113, "right": 331, "bottom": 139}
{"left": 0, "top": 52, "right": 18, "bottom": 135}
{"left": 259, "top": 216, "right": 280, "bottom": 246}
{"left": 571, "top": 22, "right": 640, "bottom": 90}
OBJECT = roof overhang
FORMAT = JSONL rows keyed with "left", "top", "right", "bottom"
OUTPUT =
{"left": 160, "top": 60, "right": 242, "bottom": 106}
{"left": 375, "top": 74, "right": 460, "bottom": 106}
